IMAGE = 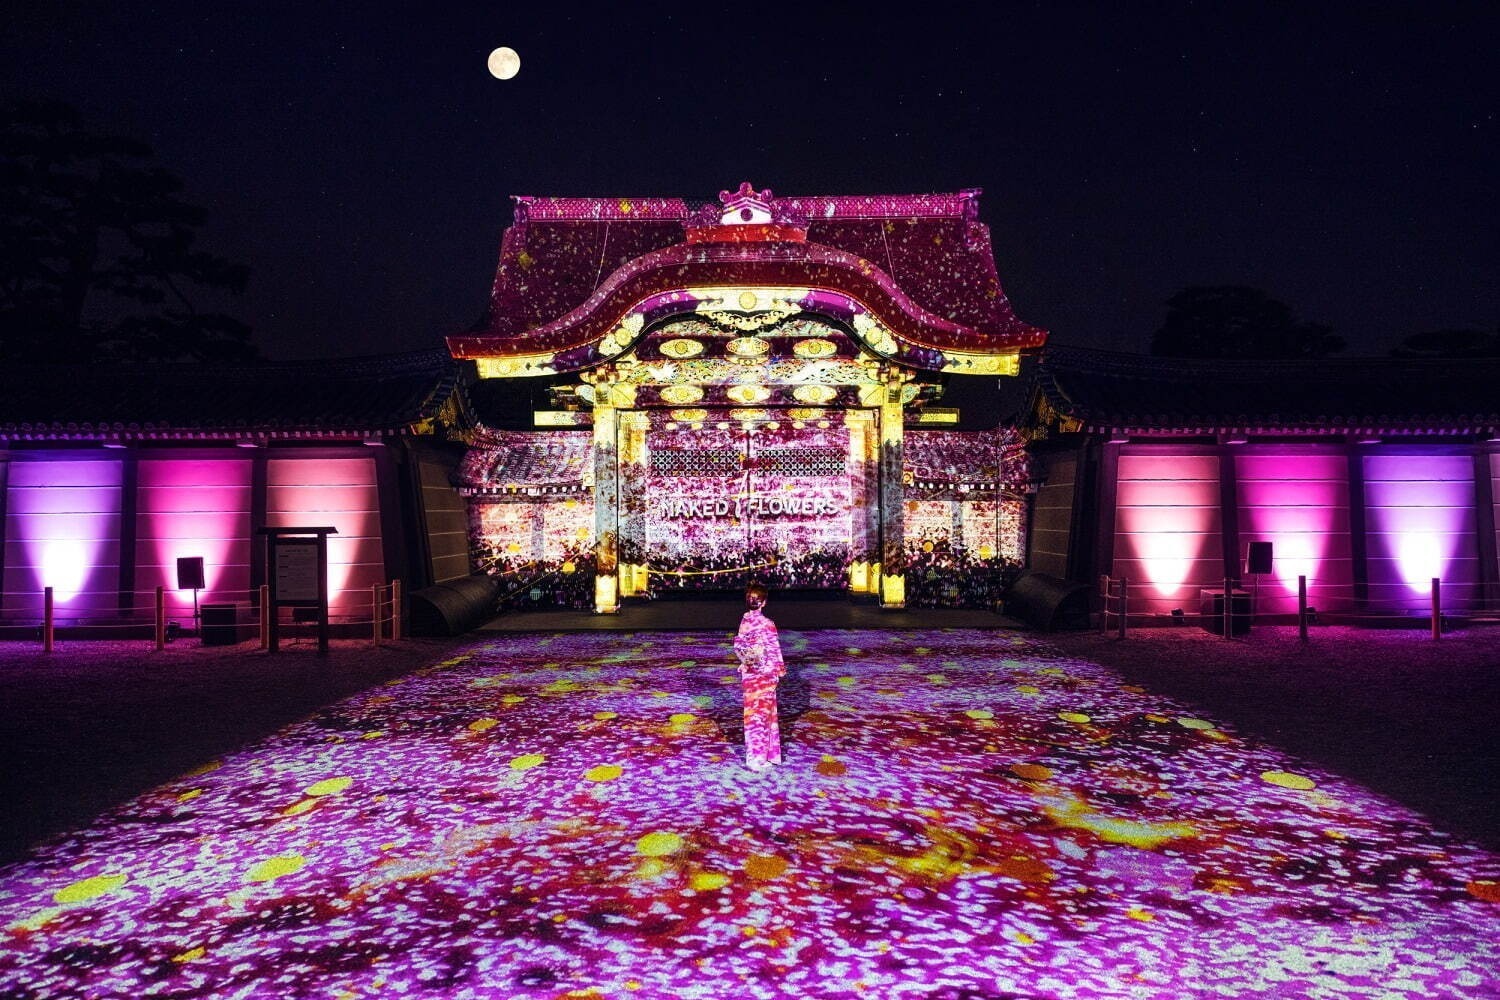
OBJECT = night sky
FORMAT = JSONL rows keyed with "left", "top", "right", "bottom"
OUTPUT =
{"left": 5, "top": 3, "right": 1496, "bottom": 361}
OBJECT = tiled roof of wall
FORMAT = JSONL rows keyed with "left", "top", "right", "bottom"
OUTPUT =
{"left": 1034, "top": 345, "right": 1500, "bottom": 435}
{"left": 0, "top": 349, "right": 466, "bottom": 441}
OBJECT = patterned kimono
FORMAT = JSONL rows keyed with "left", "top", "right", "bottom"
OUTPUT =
{"left": 734, "top": 608, "right": 785, "bottom": 768}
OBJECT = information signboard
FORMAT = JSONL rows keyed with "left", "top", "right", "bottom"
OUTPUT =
{"left": 258, "top": 526, "right": 337, "bottom": 655}
{"left": 274, "top": 544, "right": 321, "bottom": 602}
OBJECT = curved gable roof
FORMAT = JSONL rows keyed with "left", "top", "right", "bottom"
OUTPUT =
{"left": 449, "top": 187, "right": 1045, "bottom": 373}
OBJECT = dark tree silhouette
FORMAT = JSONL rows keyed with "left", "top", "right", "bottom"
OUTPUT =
{"left": 1150, "top": 286, "right": 1343, "bottom": 359}
{"left": 0, "top": 101, "right": 256, "bottom": 363}
{"left": 1389, "top": 328, "right": 1500, "bottom": 358}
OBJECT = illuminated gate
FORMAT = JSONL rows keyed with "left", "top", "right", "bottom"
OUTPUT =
{"left": 449, "top": 183, "right": 1046, "bottom": 612}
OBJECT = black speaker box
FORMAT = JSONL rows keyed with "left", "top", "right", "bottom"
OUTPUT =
{"left": 176, "top": 556, "right": 206, "bottom": 590}
{"left": 1246, "top": 541, "right": 1273, "bottom": 575}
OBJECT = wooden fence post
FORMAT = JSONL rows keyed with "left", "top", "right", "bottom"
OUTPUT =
{"left": 155, "top": 586, "right": 166, "bottom": 650}
{"left": 43, "top": 586, "right": 54, "bottom": 653}
{"left": 1431, "top": 577, "right": 1441, "bottom": 640}
{"left": 1116, "top": 576, "right": 1128, "bottom": 639}
{"left": 391, "top": 579, "right": 402, "bottom": 642}
{"left": 1099, "top": 575, "right": 1109, "bottom": 634}
{"left": 1297, "top": 575, "right": 1308, "bottom": 644}
{"left": 371, "top": 584, "right": 382, "bottom": 646}
{"left": 1222, "top": 576, "right": 1233, "bottom": 640}
{"left": 259, "top": 584, "right": 270, "bottom": 650}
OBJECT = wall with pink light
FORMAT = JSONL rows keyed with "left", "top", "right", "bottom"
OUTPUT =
{"left": 1235, "top": 448, "right": 1352, "bottom": 615}
{"left": 1363, "top": 449, "right": 1478, "bottom": 608}
{"left": 134, "top": 456, "right": 253, "bottom": 619}
{"left": 265, "top": 457, "right": 384, "bottom": 616}
{"left": 1112, "top": 448, "right": 1223, "bottom": 615}
{"left": 2, "top": 457, "right": 123, "bottom": 616}
{"left": 2, "top": 449, "right": 391, "bottom": 624}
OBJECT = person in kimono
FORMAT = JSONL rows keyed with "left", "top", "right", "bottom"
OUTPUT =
{"left": 734, "top": 582, "right": 785, "bottom": 770}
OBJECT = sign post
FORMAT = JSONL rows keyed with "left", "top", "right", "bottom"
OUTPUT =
{"left": 258, "top": 526, "right": 337, "bottom": 655}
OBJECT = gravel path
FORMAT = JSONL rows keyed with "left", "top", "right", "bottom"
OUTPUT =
{"left": 0, "top": 636, "right": 471, "bottom": 862}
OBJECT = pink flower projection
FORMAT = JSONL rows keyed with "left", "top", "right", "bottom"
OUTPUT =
{"left": 0, "top": 631, "right": 1495, "bottom": 998}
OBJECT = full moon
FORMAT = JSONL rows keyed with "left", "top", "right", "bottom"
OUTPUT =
{"left": 487, "top": 46, "right": 520, "bottom": 80}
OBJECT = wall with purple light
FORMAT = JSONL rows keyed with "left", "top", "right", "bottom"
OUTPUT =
{"left": 1493, "top": 452, "right": 1500, "bottom": 582}
{"left": 1112, "top": 448, "right": 1223, "bottom": 616}
{"left": 0, "top": 449, "right": 398, "bottom": 627}
{"left": 1235, "top": 447, "right": 1352, "bottom": 615}
{"left": 1363, "top": 449, "right": 1479, "bottom": 607}
{"left": 1090, "top": 440, "right": 1500, "bottom": 621}
{"left": 2, "top": 457, "right": 123, "bottom": 617}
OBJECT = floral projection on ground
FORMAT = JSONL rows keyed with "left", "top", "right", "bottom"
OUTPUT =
{"left": 1, "top": 631, "right": 1495, "bottom": 999}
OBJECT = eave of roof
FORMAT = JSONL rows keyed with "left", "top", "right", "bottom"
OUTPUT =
{"left": 1032, "top": 345, "right": 1500, "bottom": 437}
{"left": 0, "top": 349, "right": 467, "bottom": 443}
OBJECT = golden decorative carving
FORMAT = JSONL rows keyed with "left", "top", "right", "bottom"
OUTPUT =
{"left": 725, "top": 384, "right": 771, "bottom": 404}
{"left": 725, "top": 336, "right": 771, "bottom": 358}
{"left": 793, "top": 338, "right": 838, "bottom": 359}
{"left": 939, "top": 351, "right": 1020, "bottom": 376}
{"left": 659, "top": 384, "right": 705, "bottom": 405}
{"left": 702, "top": 302, "right": 801, "bottom": 331}
{"left": 475, "top": 354, "right": 558, "bottom": 378}
{"left": 851, "top": 313, "right": 898, "bottom": 355}
{"left": 792, "top": 385, "right": 838, "bottom": 405}
{"left": 658, "top": 338, "right": 704, "bottom": 359}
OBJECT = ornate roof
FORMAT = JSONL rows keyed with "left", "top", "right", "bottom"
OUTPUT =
{"left": 449, "top": 184, "right": 1045, "bottom": 376}
{"left": 0, "top": 349, "right": 467, "bottom": 443}
{"left": 1030, "top": 345, "right": 1500, "bottom": 438}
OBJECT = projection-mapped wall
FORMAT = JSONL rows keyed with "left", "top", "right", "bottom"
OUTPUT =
{"left": 463, "top": 424, "right": 1026, "bottom": 609}
{"left": 642, "top": 419, "right": 855, "bottom": 592}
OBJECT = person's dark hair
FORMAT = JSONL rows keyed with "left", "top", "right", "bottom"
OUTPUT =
{"left": 745, "top": 582, "right": 768, "bottom": 609}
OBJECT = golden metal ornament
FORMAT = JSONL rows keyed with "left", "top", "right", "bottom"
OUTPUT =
{"left": 793, "top": 338, "right": 839, "bottom": 359}
{"left": 701, "top": 303, "right": 800, "bottom": 332}
{"left": 659, "top": 384, "right": 705, "bottom": 404}
{"left": 793, "top": 385, "right": 838, "bottom": 405}
{"left": 475, "top": 354, "right": 558, "bottom": 378}
{"left": 725, "top": 384, "right": 771, "bottom": 404}
{"left": 726, "top": 336, "right": 771, "bottom": 358}
{"left": 658, "top": 338, "right": 705, "bottom": 359}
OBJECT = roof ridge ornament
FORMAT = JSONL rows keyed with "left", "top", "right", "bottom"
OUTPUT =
{"left": 684, "top": 182, "right": 809, "bottom": 242}
{"left": 719, "top": 181, "right": 774, "bottom": 224}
